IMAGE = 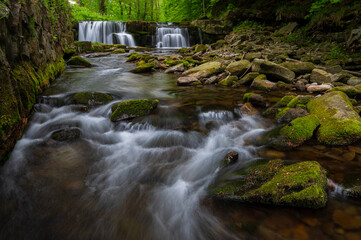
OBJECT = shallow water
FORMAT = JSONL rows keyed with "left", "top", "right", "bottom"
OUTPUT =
{"left": 1, "top": 52, "right": 361, "bottom": 240}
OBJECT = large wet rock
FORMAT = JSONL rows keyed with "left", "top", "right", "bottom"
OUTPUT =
{"left": 226, "top": 60, "right": 251, "bottom": 76}
{"left": 307, "top": 83, "right": 333, "bottom": 93}
{"left": 51, "top": 128, "right": 81, "bottom": 142}
{"left": 177, "top": 76, "right": 199, "bottom": 86}
{"left": 210, "top": 160, "right": 327, "bottom": 209}
{"left": 252, "top": 59, "right": 295, "bottom": 83}
{"left": 277, "top": 108, "right": 309, "bottom": 124}
{"left": 66, "top": 56, "right": 91, "bottom": 67}
{"left": 327, "top": 85, "right": 361, "bottom": 98}
{"left": 281, "top": 61, "right": 315, "bottom": 75}
{"left": 272, "top": 114, "right": 320, "bottom": 149}
{"left": 110, "top": 99, "right": 158, "bottom": 121}
{"left": 250, "top": 79, "right": 277, "bottom": 91}
{"left": 183, "top": 61, "right": 224, "bottom": 79}
{"left": 165, "top": 63, "right": 185, "bottom": 73}
{"left": 130, "top": 62, "right": 154, "bottom": 73}
{"left": 307, "top": 91, "right": 361, "bottom": 145}
{"left": 70, "top": 92, "right": 113, "bottom": 106}
{"left": 310, "top": 69, "right": 333, "bottom": 84}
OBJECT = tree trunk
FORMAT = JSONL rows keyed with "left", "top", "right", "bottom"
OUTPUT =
{"left": 202, "top": 0, "right": 206, "bottom": 17}
{"left": 137, "top": 0, "right": 140, "bottom": 19}
{"left": 150, "top": 0, "right": 153, "bottom": 21}
{"left": 99, "top": 0, "right": 106, "bottom": 14}
{"left": 119, "top": 0, "right": 123, "bottom": 16}
{"left": 143, "top": 0, "right": 147, "bottom": 20}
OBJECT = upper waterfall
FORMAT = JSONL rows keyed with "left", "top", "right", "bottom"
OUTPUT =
{"left": 156, "top": 23, "right": 190, "bottom": 49}
{"left": 78, "top": 21, "right": 136, "bottom": 47}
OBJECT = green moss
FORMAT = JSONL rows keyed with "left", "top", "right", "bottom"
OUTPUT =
{"left": 254, "top": 74, "right": 267, "bottom": 81}
{"left": 194, "top": 44, "right": 209, "bottom": 53}
{"left": 287, "top": 95, "right": 313, "bottom": 108}
{"left": 243, "top": 161, "right": 327, "bottom": 209}
{"left": 219, "top": 76, "right": 238, "bottom": 86}
{"left": 317, "top": 119, "right": 361, "bottom": 145}
{"left": 276, "top": 107, "right": 290, "bottom": 119}
{"left": 130, "top": 62, "right": 155, "bottom": 73}
{"left": 126, "top": 53, "right": 141, "bottom": 62}
{"left": 276, "top": 95, "right": 296, "bottom": 107}
{"left": 243, "top": 93, "right": 255, "bottom": 102}
{"left": 74, "top": 41, "right": 92, "bottom": 52}
{"left": 307, "top": 91, "right": 361, "bottom": 145}
{"left": 276, "top": 114, "right": 320, "bottom": 148}
{"left": 211, "top": 160, "right": 328, "bottom": 208}
{"left": 110, "top": 99, "right": 159, "bottom": 122}
{"left": 327, "top": 86, "right": 361, "bottom": 99}
{"left": 67, "top": 56, "right": 91, "bottom": 67}
{"left": 112, "top": 49, "right": 126, "bottom": 54}
{"left": 71, "top": 92, "right": 113, "bottom": 105}
{"left": 348, "top": 186, "right": 361, "bottom": 198}
{"left": 191, "top": 81, "right": 202, "bottom": 86}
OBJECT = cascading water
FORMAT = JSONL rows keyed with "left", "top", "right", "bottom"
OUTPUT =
{"left": 78, "top": 21, "right": 136, "bottom": 47}
{"left": 156, "top": 23, "right": 190, "bottom": 48}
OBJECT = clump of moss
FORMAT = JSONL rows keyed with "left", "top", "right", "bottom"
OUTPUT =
{"left": 194, "top": 44, "right": 209, "bottom": 53}
{"left": 243, "top": 93, "right": 255, "bottom": 102}
{"left": 67, "top": 56, "right": 91, "bottom": 67}
{"left": 327, "top": 86, "right": 361, "bottom": 99}
{"left": 274, "top": 114, "right": 320, "bottom": 148}
{"left": 126, "top": 53, "right": 141, "bottom": 62}
{"left": 110, "top": 99, "right": 159, "bottom": 122}
{"left": 307, "top": 91, "right": 361, "bottom": 145}
{"left": 112, "top": 49, "right": 126, "bottom": 54}
{"left": 130, "top": 62, "right": 155, "bottom": 73}
{"left": 219, "top": 76, "right": 238, "bottom": 86}
{"left": 71, "top": 92, "right": 113, "bottom": 106}
{"left": 211, "top": 160, "right": 327, "bottom": 209}
{"left": 287, "top": 95, "right": 314, "bottom": 108}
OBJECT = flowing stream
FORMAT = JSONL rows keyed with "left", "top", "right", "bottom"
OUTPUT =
{"left": 1, "top": 52, "right": 361, "bottom": 240}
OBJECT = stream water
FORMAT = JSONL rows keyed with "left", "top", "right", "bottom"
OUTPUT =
{"left": 1, "top": 52, "right": 361, "bottom": 240}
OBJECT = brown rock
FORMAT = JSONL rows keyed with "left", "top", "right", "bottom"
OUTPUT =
{"left": 240, "top": 102, "right": 259, "bottom": 115}
{"left": 332, "top": 210, "right": 361, "bottom": 230}
{"left": 177, "top": 77, "right": 199, "bottom": 86}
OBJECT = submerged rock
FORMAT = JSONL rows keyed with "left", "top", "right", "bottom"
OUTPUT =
{"left": 110, "top": 99, "right": 159, "bottom": 121}
{"left": 252, "top": 59, "right": 295, "bottom": 83}
{"left": 177, "top": 76, "right": 199, "bottom": 86}
{"left": 240, "top": 102, "right": 259, "bottom": 115}
{"left": 210, "top": 160, "right": 327, "bottom": 209}
{"left": 130, "top": 62, "right": 154, "bottom": 73}
{"left": 51, "top": 128, "right": 81, "bottom": 142}
{"left": 66, "top": 56, "right": 91, "bottom": 67}
{"left": 70, "top": 92, "right": 113, "bottom": 106}
{"left": 222, "top": 152, "right": 238, "bottom": 167}
{"left": 307, "top": 91, "right": 361, "bottom": 145}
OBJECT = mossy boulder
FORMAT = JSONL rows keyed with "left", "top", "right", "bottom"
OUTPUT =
{"left": 307, "top": 91, "right": 361, "bottom": 145}
{"left": 70, "top": 92, "right": 113, "bottom": 106}
{"left": 286, "top": 95, "right": 314, "bottom": 108}
{"left": 219, "top": 76, "right": 238, "bottom": 86}
{"left": 252, "top": 59, "right": 295, "bottom": 83}
{"left": 66, "top": 56, "right": 91, "bottom": 67}
{"left": 281, "top": 61, "right": 315, "bottom": 75}
{"left": 347, "top": 186, "right": 361, "bottom": 198}
{"left": 75, "top": 41, "right": 92, "bottom": 52}
{"left": 112, "top": 49, "right": 126, "bottom": 54}
{"left": 243, "top": 93, "right": 265, "bottom": 107}
{"left": 327, "top": 86, "right": 361, "bottom": 99}
{"left": 183, "top": 61, "right": 224, "bottom": 79}
{"left": 226, "top": 60, "right": 251, "bottom": 76}
{"left": 272, "top": 114, "right": 320, "bottom": 149}
{"left": 310, "top": 69, "right": 333, "bottom": 84}
{"left": 210, "top": 160, "right": 327, "bottom": 209}
{"left": 239, "top": 72, "right": 260, "bottom": 85}
{"left": 250, "top": 79, "right": 277, "bottom": 91}
{"left": 110, "top": 99, "right": 159, "bottom": 122}
{"left": 126, "top": 52, "right": 141, "bottom": 62}
{"left": 130, "top": 62, "right": 154, "bottom": 73}
{"left": 194, "top": 44, "right": 209, "bottom": 53}
{"left": 277, "top": 108, "right": 309, "bottom": 124}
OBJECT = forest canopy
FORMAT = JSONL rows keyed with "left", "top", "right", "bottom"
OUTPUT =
{"left": 70, "top": 0, "right": 346, "bottom": 22}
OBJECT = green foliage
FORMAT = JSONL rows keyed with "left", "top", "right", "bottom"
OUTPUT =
{"left": 71, "top": 4, "right": 117, "bottom": 21}
{"left": 233, "top": 20, "right": 265, "bottom": 32}
{"left": 326, "top": 46, "right": 348, "bottom": 60}
{"left": 308, "top": 0, "right": 342, "bottom": 16}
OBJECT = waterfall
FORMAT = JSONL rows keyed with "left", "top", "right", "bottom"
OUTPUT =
{"left": 156, "top": 23, "right": 190, "bottom": 49}
{"left": 78, "top": 21, "right": 136, "bottom": 47}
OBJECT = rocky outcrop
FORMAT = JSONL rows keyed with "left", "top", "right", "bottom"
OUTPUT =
{"left": 252, "top": 59, "right": 295, "bottom": 83}
{"left": 0, "top": 0, "right": 73, "bottom": 162}
{"left": 110, "top": 99, "right": 159, "bottom": 121}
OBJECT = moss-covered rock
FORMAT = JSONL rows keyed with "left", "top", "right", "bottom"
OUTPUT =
{"left": 210, "top": 160, "right": 328, "bottom": 209}
{"left": 70, "top": 92, "right": 113, "bottom": 106}
{"left": 307, "top": 91, "right": 361, "bottom": 145}
{"left": 194, "top": 44, "right": 209, "bottom": 53}
{"left": 112, "top": 49, "right": 126, "bottom": 54}
{"left": 277, "top": 108, "right": 309, "bottom": 124}
{"left": 252, "top": 59, "right": 295, "bottom": 83}
{"left": 130, "top": 62, "right": 155, "bottom": 73}
{"left": 219, "top": 76, "right": 238, "bottom": 86}
{"left": 75, "top": 41, "right": 92, "bottom": 52}
{"left": 327, "top": 86, "right": 361, "bottom": 99}
{"left": 273, "top": 114, "right": 320, "bottom": 149}
{"left": 110, "top": 99, "right": 159, "bottom": 122}
{"left": 239, "top": 72, "right": 260, "bottom": 85}
{"left": 226, "top": 60, "right": 251, "bottom": 76}
{"left": 347, "top": 186, "right": 361, "bottom": 198}
{"left": 250, "top": 79, "right": 277, "bottom": 91}
{"left": 281, "top": 61, "right": 315, "bottom": 75}
{"left": 286, "top": 95, "right": 314, "bottom": 108}
{"left": 183, "top": 61, "right": 224, "bottom": 79}
{"left": 67, "top": 56, "right": 91, "bottom": 67}
{"left": 126, "top": 52, "right": 141, "bottom": 62}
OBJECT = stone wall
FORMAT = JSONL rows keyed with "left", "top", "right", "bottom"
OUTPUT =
{"left": 0, "top": 0, "right": 74, "bottom": 162}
